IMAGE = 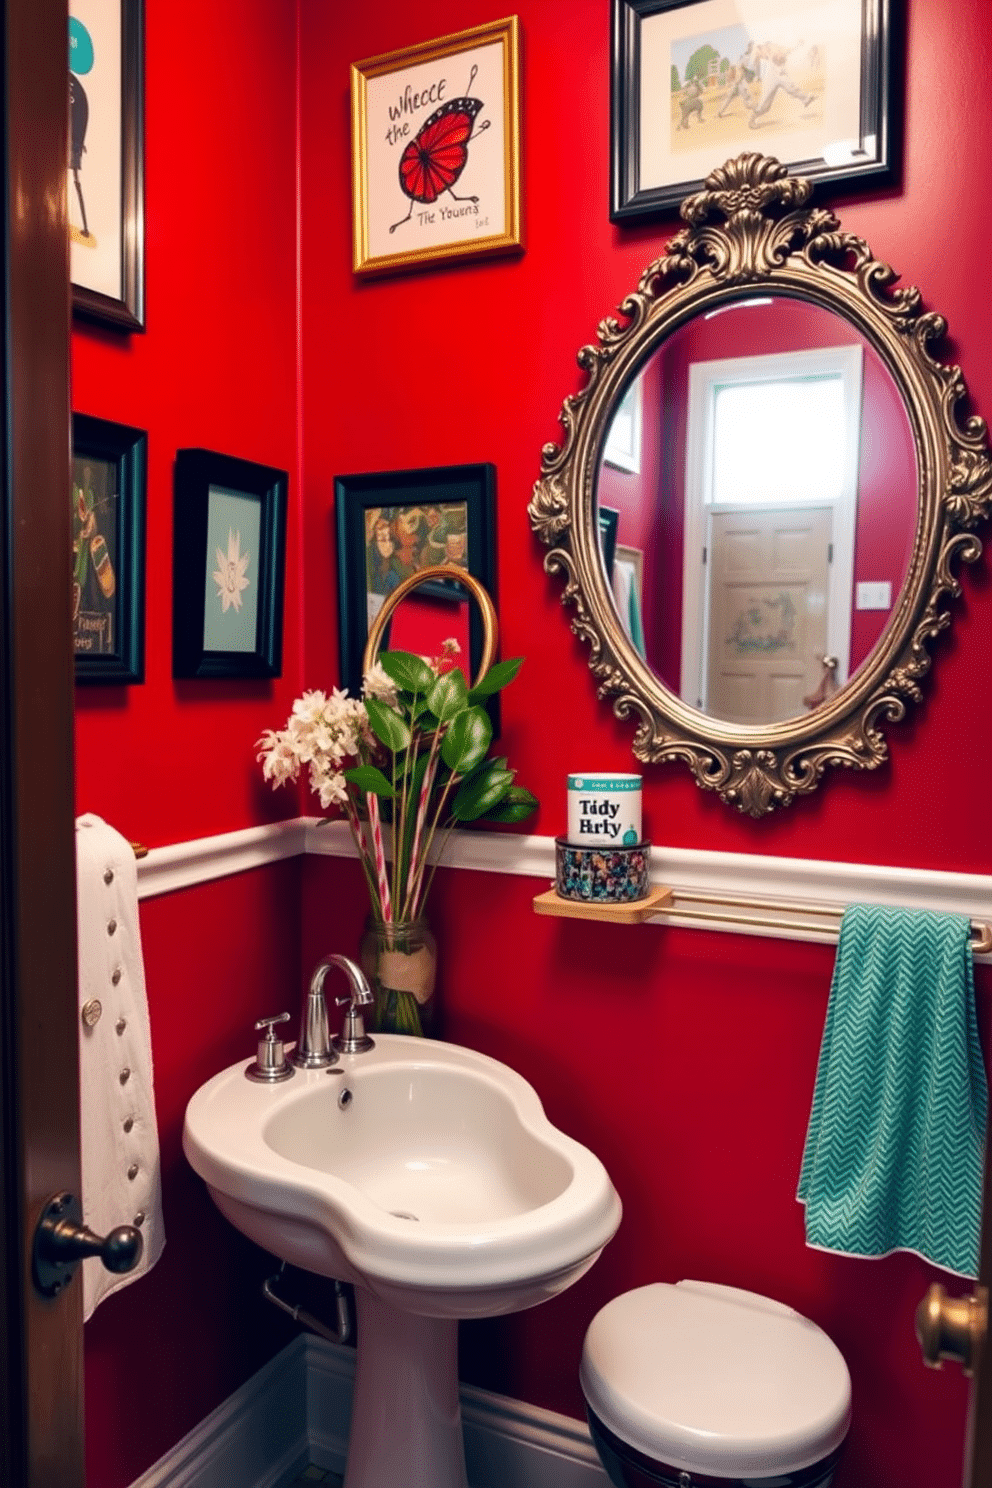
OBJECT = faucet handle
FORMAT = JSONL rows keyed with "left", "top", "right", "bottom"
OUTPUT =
{"left": 246, "top": 1012, "right": 295, "bottom": 1083}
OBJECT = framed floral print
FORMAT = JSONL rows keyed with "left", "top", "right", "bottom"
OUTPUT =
{"left": 172, "top": 449, "right": 288, "bottom": 679}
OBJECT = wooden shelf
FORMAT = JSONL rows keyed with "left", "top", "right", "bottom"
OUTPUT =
{"left": 532, "top": 885, "right": 673, "bottom": 925}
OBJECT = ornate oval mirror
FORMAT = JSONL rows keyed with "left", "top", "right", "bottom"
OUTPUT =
{"left": 529, "top": 155, "right": 992, "bottom": 815}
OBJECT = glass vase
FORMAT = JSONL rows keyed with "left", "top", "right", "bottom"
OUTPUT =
{"left": 359, "top": 916, "right": 437, "bottom": 1037}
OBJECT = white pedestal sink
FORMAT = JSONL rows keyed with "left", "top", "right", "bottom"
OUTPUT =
{"left": 183, "top": 1034, "right": 621, "bottom": 1488}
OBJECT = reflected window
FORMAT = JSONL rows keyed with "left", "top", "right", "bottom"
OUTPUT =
{"left": 711, "top": 374, "right": 847, "bottom": 505}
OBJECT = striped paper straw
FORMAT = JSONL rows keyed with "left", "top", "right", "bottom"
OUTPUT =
{"left": 367, "top": 793, "right": 392, "bottom": 922}
{"left": 405, "top": 753, "right": 439, "bottom": 910}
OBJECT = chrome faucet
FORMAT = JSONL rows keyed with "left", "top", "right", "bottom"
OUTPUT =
{"left": 291, "top": 954, "right": 374, "bottom": 1068}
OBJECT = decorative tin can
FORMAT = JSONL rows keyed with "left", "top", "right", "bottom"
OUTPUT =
{"left": 567, "top": 773, "right": 642, "bottom": 847}
{"left": 555, "top": 838, "right": 651, "bottom": 903}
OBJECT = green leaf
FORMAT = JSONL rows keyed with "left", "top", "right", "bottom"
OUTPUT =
{"left": 343, "top": 764, "right": 396, "bottom": 798}
{"left": 426, "top": 667, "right": 468, "bottom": 723}
{"left": 468, "top": 656, "right": 524, "bottom": 700}
{"left": 378, "top": 650, "right": 435, "bottom": 693}
{"left": 441, "top": 706, "right": 492, "bottom": 776}
{"left": 365, "top": 696, "right": 411, "bottom": 753}
{"left": 452, "top": 766, "right": 514, "bottom": 821}
{"left": 480, "top": 786, "right": 539, "bottom": 823}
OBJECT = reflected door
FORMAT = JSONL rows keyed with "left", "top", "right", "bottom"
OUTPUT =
{"left": 704, "top": 506, "right": 832, "bottom": 724}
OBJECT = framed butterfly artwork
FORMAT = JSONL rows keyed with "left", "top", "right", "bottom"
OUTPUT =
{"left": 351, "top": 17, "right": 522, "bottom": 276}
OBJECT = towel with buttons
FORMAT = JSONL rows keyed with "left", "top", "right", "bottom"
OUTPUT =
{"left": 76, "top": 814, "right": 164, "bottom": 1318}
{"left": 798, "top": 903, "right": 987, "bottom": 1278}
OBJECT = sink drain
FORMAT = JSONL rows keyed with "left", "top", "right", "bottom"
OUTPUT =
{"left": 389, "top": 1210, "right": 419, "bottom": 1221}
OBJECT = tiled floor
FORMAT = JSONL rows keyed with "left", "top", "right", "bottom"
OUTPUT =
{"left": 285, "top": 1466, "right": 343, "bottom": 1486}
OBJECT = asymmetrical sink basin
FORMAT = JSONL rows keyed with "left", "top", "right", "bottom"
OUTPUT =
{"left": 183, "top": 1033, "right": 621, "bottom": 1318}
{"left": 184, "top": 1034, "right": 621, "bottom": 1488}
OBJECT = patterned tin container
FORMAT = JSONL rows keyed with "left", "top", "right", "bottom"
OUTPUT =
{"left": 554, "top": 838, "right": 651, "bottom": 904}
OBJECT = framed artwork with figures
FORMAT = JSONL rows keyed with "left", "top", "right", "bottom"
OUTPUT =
{"left": 69, "top": 0, "right": 145, "bottom": 329}
{"left": 611, "top": 0, "right": 897, "bottom": 222}
{"left": 335, "top": 462, "right": 496, "bottom": 697}
{"left": 72, "top": 413, "right": 146, "bottom": 683}
{"left": 350, "top": 16, "right": 522, "bottom": 275}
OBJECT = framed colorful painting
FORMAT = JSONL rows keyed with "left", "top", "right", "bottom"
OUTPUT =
{"left": 335, "top": 463, "right": 496, "bottom": 697}
{"left": 611, "top": 0, "right": 897, "bottom": 221}
{"left": 351, "top": 17, "right": 522, "bottom": 275}
{"left": 72, "top": 413, "right": 146, "bottom": 683}
{"left": 69, "top": 0, "right": 145, "bottom": 329}
{"left": 172, "top": 449, "right": 288, "bottom": 679}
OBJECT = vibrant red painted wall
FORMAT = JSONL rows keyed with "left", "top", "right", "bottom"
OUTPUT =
{"left": 69, "top": 0, "right": 992, "bottom": 1484}
{"left": 299, "top": 4, "right": 992, "bottom": 1488}
{"left": 71, "top": 0, "right": 304, "bottom": 1483}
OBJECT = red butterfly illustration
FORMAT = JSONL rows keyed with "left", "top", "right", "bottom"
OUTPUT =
{"left": 390, "top": 64, "right": 492, "bottom": 233}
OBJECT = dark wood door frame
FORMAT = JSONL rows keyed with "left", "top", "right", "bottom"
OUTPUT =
{"left": 0, "top": 0, "right": 83, "bottom": 1482}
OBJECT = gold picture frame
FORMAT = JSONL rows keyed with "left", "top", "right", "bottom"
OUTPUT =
{"left": 351, "top": 16, "right": 522, "bottom": 276}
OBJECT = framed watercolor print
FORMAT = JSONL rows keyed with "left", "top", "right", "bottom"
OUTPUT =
{"left": 611, "top": 0, "right": 896, "bottom": 222}
{"left": 172, "top": 449, "right": 288, "bottom": 680}
{"left": 351, "top": 17, "right": 522, "bottom": 276}
{"left": 335, "top": 463, "right": 496, "bottom": 696}
{"left": 69, "top": 0, "right": 145, "bottom": 330}
{"left": 72, "top": 413, "right": 146, "bottom": 683}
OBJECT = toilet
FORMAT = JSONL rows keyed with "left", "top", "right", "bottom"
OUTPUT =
{"left": 580, "top": 1281, "right": 851, "bottom": 1488}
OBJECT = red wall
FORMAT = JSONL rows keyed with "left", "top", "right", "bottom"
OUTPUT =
{"left": 71, "top": 0, "right": 306, "bottom": 1482}
{"left": 299, "top": 4, "right": 992, "bottom": 1488}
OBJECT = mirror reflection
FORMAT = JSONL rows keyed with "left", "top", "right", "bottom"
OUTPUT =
{"left": 596, "top": 295, "right": 917, "bottom": 726}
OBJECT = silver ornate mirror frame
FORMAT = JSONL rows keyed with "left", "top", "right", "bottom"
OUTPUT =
{"left": 529, "top": 154, "right": 992, "bottom": 817}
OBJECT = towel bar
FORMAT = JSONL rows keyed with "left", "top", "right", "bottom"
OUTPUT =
{"left": 656, "top": 888, "right": 992, "bottom": 954}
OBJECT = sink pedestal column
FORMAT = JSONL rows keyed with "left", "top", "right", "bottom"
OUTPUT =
{"left": 344, "top": 1287, "right": 467, "bottom": 1488}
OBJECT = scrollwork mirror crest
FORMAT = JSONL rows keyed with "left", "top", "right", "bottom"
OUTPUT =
{"left": 529, "top": 154, "right": 992, "bottom": 817}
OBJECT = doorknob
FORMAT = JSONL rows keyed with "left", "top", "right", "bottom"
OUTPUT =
{"left": 916, "top": 1283, "right": 988, "bottom": 1375}
{"left": 32, "top": 1191, "right": 143, "bottom": 1298}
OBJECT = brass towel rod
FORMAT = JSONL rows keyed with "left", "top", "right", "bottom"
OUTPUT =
{"left": 130, "top": 842, "right": 148, "bottom": 860}
{"left": 657, "top": 888, "right": 992, "bottom": 955}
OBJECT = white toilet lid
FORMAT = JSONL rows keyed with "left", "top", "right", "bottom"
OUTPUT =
{"left": 581, "top": 1280, "right": 852, "bottom": 1478}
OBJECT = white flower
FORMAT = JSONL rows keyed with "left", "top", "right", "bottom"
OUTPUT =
{"left": 362, "top": 662, "right": 398, "bottom": 705}
{"left": 313, "top": 767, "right": 349, "bottom": 809}
{"left": 213, "top": 529, "right": 250, "bottom": 613}
{"left": 291, "top": 689, "right": 330, "bottom": 723}
{"left": 441, "top": 637, "right": 461, "bottom": 656}
{"left": 255, "top": 729, "right": 301, "bottom": 785}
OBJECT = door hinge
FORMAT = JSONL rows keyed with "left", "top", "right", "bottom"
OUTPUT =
{"left": 828, "top": 542, "right": 834, "bottom": 563}
{"left": 702, "top": 545, "right": 707, "bottom": 564}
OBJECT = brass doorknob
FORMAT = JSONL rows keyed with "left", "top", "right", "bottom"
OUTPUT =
{"left": 915, "top": 1283, "right": 987, "bottom": 1375}
{"left": 32, "top": 1191, "right": 143, "bottom": 1298}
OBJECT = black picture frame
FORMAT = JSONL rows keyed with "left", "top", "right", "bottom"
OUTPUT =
{"left": 172, "top": 448, "right": 288, "bottom": 680}
{"left": 335, "top": 463, "right": 496, "bottom": 698}
{"left": 611, "top": 0, "right": 897, "bottom": 223}
{"left": 70, "top": 0, "right": 145, "bottom": 331}
{"left": 72, "top": 413, "right": 146, "bottom": 684}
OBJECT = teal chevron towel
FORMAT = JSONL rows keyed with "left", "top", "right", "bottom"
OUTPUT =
{"left": 798, "top": 904, "right": 988, "bottom": 1278}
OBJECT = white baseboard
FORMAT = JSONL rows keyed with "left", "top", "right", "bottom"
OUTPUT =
{"left": 128, "top": 1337, "right": 310, "bottom": 1488}
{"left": 130, "top": 1333, "right": 609, "bottom": 1488}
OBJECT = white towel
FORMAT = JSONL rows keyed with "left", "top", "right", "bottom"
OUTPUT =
{"left": 76, "top": 814, "right": 164, "bottom": 1319}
